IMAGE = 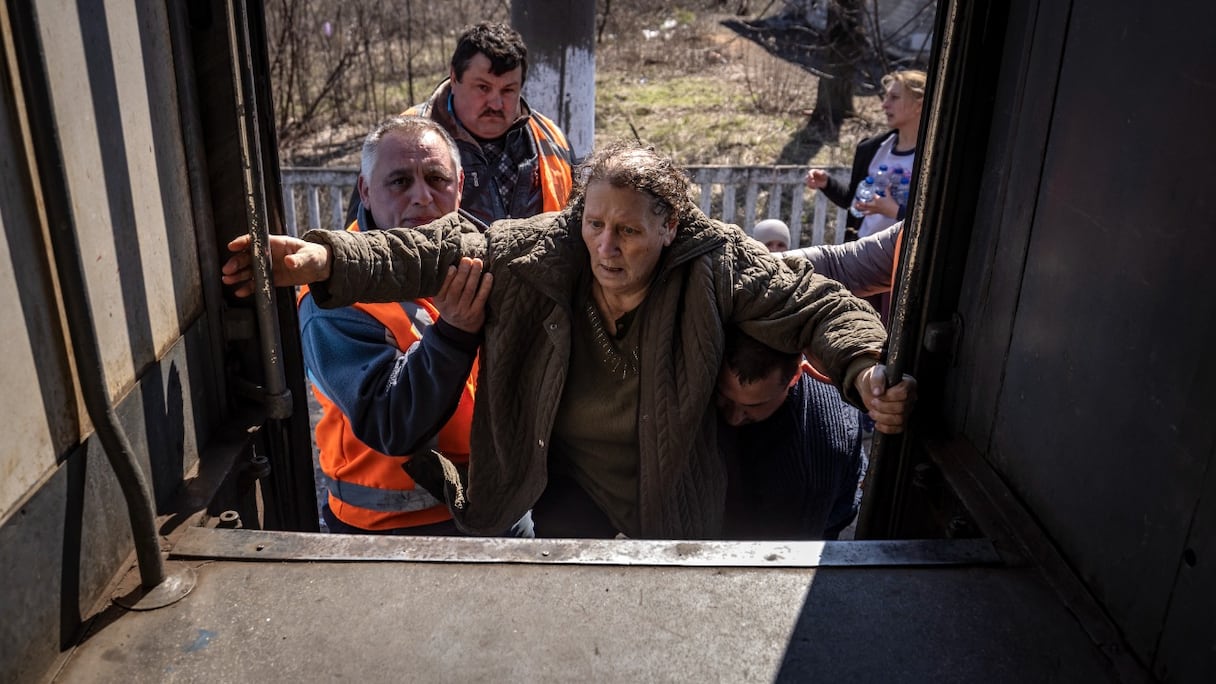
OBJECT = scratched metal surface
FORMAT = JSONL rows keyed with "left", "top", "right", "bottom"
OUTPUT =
{"left": 169, "top": 526, "right": 1001, "bottom": 567}
{"left": 53, "top": 543, "right": 1118, "bottom": 683}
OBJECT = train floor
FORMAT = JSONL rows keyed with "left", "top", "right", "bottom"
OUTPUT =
{"left": 45, "top": 529, "right": 1127, "bottom": 683}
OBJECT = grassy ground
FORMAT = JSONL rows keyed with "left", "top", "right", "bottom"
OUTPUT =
{"left": 591, "top": 10, "right": 887, "bottom": 168}
{"left": 278, "top": 6, "right": 889, "bottom": 170}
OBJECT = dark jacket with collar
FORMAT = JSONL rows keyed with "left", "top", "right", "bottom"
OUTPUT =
{"left": 344, "top": 81, "right": 574, "bottom": 227}
{"left": 303, "top": 206, "right": 887, "bottom": 538}
{"left": 408, "top": 80, "right": 573, "bottom": 225}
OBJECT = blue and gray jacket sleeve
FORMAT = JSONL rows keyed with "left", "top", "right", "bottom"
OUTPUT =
{"left": 298, "top": 293, "right": 479, "bottom": 456}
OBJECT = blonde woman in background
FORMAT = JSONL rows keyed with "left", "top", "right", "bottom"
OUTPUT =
{"left": 805, "top": 70, "right": 926, "bottom": 240}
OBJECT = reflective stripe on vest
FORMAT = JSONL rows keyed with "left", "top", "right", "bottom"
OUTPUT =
{"left": 322, "top": 472, "right": 440, "bottom": 513}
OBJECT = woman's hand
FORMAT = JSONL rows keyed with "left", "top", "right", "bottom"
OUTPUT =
{"left": 854, "top": 364, "right": 918, "bottom": 434}
{"left": 855, "top": 193, "right": 900, "bottom": 219}
{"left": 805, "top": 168, "right": 830, "bottom": 190}
{"left": 221, "top": 234, "right": 331, "bottom": 297}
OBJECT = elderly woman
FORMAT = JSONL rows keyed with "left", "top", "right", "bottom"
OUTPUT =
{"left": 224, "top": 142, "right": 914, "bottom": 539}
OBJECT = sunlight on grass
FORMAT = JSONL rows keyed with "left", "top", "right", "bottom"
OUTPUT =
{"left": 596, "top": 74, "right": 829, "bottom": 166}
{"left": 277, "top": 5, "right": 890, "bottom": 171}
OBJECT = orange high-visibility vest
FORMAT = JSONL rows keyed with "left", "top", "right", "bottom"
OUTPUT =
{"left": 528, "top": 113, "right": 574, "bottom": 212}
{"left": 297, "top": 221, "right": 478, "bottom": 531}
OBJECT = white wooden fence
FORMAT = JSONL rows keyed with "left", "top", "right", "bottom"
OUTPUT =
{"left": 280, "top": 165, "right": 851, "bottom": 248}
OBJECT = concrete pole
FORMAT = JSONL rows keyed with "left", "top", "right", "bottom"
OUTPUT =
{"left": 512, "top": 1, "right": 596, "bottom": 160}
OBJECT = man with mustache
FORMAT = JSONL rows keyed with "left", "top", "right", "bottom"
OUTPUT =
{"left": 349, "top": 22, "right": 574, "bottom": 226}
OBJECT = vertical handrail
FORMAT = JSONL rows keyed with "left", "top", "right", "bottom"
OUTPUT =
{"left": 743, "top": 180, "right": 759, "bottom": 228}
{"left": 722, "top": 183, "right": 738, "bottom": 224}
{"left": 227, "top": 0, "right": 291, "bottom": 419}
{"left": 328, "top": 185, "right": 344, "bottom": 229}
{"left": 766, "top": 171, "right": 785, "bottom": 221}
{"left": 788, "top": 184, "right": 805, "bottom": 249}
{"left": 811, "top": 194, "right": 828, "bottom": 245}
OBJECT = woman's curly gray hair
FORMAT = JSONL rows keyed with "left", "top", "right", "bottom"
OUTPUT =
{"left": 565, "top": 141, "right": 695, "bottom": 224}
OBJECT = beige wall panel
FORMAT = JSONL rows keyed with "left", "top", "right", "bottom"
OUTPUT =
{"left": 0, "top": 78, "right": 75, "bottom": 520}
{"left": 37, "top": 0, "right": 199, "bottom": 401}
{"left": 106, "top": 0, "right": 200, "bottom": 360}
{"left": 37, "top": 0, "right": 135, "bottom": 398}
{"left": 0, "top": 216, "right": 60, "bottom": 522}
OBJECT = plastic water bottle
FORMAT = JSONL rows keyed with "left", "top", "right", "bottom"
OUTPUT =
{"left": 888, "top": 166, "right": 909, "bottom": 205}
{"left": 894, "top": 177, "right": 911, "bottom": 206}
{"left": 888, "top": 166, "right": 905, "bottom": 192}
{"left": 850, "top": 176, "right": 876, "bottom": 218}
{"left": 873, "top": 165, "right": 891, "bottom": 196}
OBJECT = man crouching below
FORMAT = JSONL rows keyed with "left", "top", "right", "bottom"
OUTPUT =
{"left": 717, "top": 328, "right": 883, "bottom": 540}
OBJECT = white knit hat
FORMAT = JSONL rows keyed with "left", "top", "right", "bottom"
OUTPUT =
{"left": 753, "top": 219, "right": 791, "bottom": 248}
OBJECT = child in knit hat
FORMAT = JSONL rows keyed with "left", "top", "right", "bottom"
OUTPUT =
{"left": 752, "top": 218, "right": 791, "bottom": 252}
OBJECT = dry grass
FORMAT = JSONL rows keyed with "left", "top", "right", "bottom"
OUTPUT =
{"left": 276, "top": 2, "right": 890, "bottom": 169}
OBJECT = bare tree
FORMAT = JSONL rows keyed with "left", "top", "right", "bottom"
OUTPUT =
{"left": 265, "top": 1, "right": 511, "bottom": 159}
{"left": 807, "top": 0, "right": 867, "bottom": 134}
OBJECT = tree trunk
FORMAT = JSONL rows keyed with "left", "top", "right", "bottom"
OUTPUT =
{"left": 512, "top": 0, "right": 597, "bottom": 159}
{"left": 808, "top": 0, "right": 867, "bottom": 133}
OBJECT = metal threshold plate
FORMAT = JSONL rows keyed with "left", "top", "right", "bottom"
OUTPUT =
{"left": 171, "top": 527, "right": 1000, "bottom": 567}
